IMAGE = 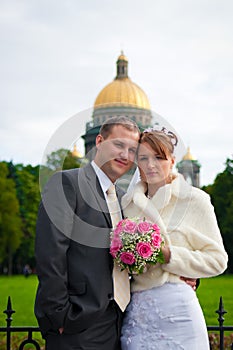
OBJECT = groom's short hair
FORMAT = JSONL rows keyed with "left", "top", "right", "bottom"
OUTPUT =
{"left": 99, "top": 116, "right": 140, "bottom": 139}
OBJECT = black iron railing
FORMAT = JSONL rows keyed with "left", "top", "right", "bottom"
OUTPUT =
{"left": 208, "top": 297, "right": 233, "bottom": 350}
{"left": 0, "top": 296, "right": 233, "bottom": 349}
{"left": 0, "top": 297, "right": 41, "bottom": 350}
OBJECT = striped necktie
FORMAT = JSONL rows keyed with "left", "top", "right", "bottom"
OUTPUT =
{"left": 106, "top": 184, "right": 130, "bottom": 311}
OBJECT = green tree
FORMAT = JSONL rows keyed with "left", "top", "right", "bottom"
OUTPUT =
{"left": 8, "top": 150, "right": 82, "bottom": 272}
{"left": 46, "top": 148, "right": 81, "bottom": 171}
{"left": 9, "top": 163, "right": 41, "bottom": 272}
{"left": 0, "top": 162, "right": 23, "bottom": 274}
{"left": 40, "top": 148, "right": 82, "bottom": 191}
{"left": 203, "top": 157, "right": 233, "bottom": 273}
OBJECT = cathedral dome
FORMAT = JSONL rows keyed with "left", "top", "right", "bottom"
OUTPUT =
{"left": 94, "top": 52, "right": 150, "bottom": 110}
{"left": 71, "top": 144, "right": 82, "bottom": 158}
{"left": 182, "top": 147, "right": 196, "bottom": 161}
{"left": 94, "top": 78, "right": 150, "bottom": 109}
{"left": 84, "top": 52, "right": 152, "bottom": 161}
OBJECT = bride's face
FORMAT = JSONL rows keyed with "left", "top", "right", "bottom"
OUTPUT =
{"left": 137, "top": 142, "right": 174, "bottom": 185}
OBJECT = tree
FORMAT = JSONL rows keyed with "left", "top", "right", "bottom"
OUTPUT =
{"left": 1, "top": 152, "right": 82, "bottom": 274}
{"left": 46, "top": 148, "right": 81, "bottom": 171}
{"left": 203, "top": 157, "right": 233, "bottom": 273}
{"left": 8, "top": 163, "right": 41, "bottom": 272}
{"left": 39, "top": 148, "right": 82, "bottom": 191}
{"left": 0, "top": 162, "right": 23, "bottom": 274}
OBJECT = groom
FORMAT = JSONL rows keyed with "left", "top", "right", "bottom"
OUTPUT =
{"left": 34, "top": 116, "right": 140, "bottom": 350}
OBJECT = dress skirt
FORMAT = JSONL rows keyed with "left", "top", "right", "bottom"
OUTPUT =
{"left": 121, "top": 283, "right": 210, "bottom": 350}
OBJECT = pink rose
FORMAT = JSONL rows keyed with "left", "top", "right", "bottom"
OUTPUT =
{"left": 136, "top": 242, "right": 153, "bottom": 258}
{"left": 137, "top": 221, "right": 152, "bottom": 234}
{"left": 120, "top": 252, "right": 136, "bottom": 265}
{"left": 123, "top": 219, "right": 138, "bottom": 234}
{"left": 110, "top": 237, "right": 122, "bottom": 258}
{"left": 116, "top": 219, "right": 124, "bottom": 228}
{"left": 151, "top": 232, "right": 162, "bottom": 248}
{"left": 114, "top": 225, "right": 123, "bottom": 235}
{"left": 152, "top": 224, "right": 160, "bottom": 234}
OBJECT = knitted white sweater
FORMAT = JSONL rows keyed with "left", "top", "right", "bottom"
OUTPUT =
{"left": 121, "top": 174, "right": 228, "bottom": 292}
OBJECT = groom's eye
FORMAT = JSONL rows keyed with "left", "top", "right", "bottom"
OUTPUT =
{"left": 129, "top": 148, "right": 137, "bottom": 154}
{"left": 114, "top": 141, "right": 123, "bottom": 148}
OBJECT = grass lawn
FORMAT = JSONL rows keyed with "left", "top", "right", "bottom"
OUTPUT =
{"left": 0, "top": 274, "right": 232, "bottom": 350}
{"left": 197, "top": 274, "right": 233, "bottom": 325}
{"left": 0, "top": 275, "right": 44, "bottom": 350}
{"left": 0, "top": 274, "right": 38, "bottom": 326}
{"left": 0, "top": 274, "right": 232, "bottom": 327}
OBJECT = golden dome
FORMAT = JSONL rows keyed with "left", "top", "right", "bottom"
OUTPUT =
{"left": 182, "top": 147, "right": 196, "bottom": 161}
{"left": 71, "top": 144, "right": 82, "bottom": 158}
{"left": 117, "top": 51, "right": 128, "bottom": 62}
{"left": 94, "top": 52, "right": 150, "bottom": 110}
{"left": 94, "top": 78, "right": 150, "bottom": 109}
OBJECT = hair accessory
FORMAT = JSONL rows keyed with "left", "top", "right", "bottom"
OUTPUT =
{"left": 143, "top": 125, "right": 169, "bottom": 134}
{"left": 143, "top": 125, "right": 178, "bottom": 146}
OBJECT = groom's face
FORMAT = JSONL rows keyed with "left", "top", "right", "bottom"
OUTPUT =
{"left": 95, "top": 125, "right": 139, "bottom": 182}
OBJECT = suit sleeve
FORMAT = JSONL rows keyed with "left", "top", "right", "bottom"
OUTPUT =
{"left": 35, "top": 171, "right": 76, "bottom": 331}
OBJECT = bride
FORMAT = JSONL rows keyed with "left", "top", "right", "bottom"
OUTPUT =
{"left": 120, "top": 128, "right": 228, "bottom": 350}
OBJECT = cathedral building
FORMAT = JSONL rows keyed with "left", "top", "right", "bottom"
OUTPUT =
{"left": 176, "top": 147, "right": 201, "bottom": 187}
{"left": 76, "top": 52, "right": 201, "bottom": 187}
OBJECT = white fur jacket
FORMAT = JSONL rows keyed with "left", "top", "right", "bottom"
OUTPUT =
{"left": 121, "top": 173, "right": 228, "bottom": 292}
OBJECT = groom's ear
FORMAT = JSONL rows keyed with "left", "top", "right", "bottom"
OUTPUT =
{"left": 96, "top": 134, "right": 104, "bottom": 148}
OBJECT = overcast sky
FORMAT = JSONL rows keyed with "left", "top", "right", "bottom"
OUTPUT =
{"left": 0, "top": 0, "right": 232, "bottom": 186}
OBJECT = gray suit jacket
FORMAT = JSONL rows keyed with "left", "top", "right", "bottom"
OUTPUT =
{"left": 34, "top": 164, "right": 124, "bottom": 335}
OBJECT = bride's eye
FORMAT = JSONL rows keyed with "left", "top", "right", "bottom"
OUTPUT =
{"left": 155, "top": 155, "right": 166, "bottom": 160}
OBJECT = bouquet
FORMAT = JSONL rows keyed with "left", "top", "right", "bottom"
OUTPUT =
{"left": 110, "top": 217, "right": 165, "bottom": 275}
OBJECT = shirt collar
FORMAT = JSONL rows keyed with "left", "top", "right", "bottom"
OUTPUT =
{"left": 91, "top": 160, "right": 113, "bottom": 195}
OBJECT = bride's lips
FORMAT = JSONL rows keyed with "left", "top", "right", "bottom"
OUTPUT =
{"left": 146, "top": 171, "right": 158, "bottom": 176}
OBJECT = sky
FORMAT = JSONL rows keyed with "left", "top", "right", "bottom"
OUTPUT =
{"left": 0, "top": 0, "right": 232, "bottom": 186}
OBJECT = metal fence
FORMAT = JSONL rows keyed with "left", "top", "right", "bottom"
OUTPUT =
{"left": 0, "top": 296, "right": 233, "bottom": 350}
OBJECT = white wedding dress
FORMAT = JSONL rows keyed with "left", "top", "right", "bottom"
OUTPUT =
{"left": 121, "top": 282, "right": 210, "bottom": 350}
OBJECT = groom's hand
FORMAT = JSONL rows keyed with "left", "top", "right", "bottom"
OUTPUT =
{"left": 59, "top": 327, "right": 64, "bottom": 334}
{"left": 180, "top": 276, "right": 198, "bottom": 291}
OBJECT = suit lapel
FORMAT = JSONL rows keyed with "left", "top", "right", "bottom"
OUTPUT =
{"left": 83, "top": 164, "right": 112, "bottom": 227}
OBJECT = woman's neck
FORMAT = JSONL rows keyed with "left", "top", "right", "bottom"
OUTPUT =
{"left": 147, "top": 175, "right": 174, "bottom": 198}
{"left": 147, "top": 183, "right": 162, "bottom": 198}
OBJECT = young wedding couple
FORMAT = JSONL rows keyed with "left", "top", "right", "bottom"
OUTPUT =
{"left": 35, "top": 116, "right": 227, "bottom": 350}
